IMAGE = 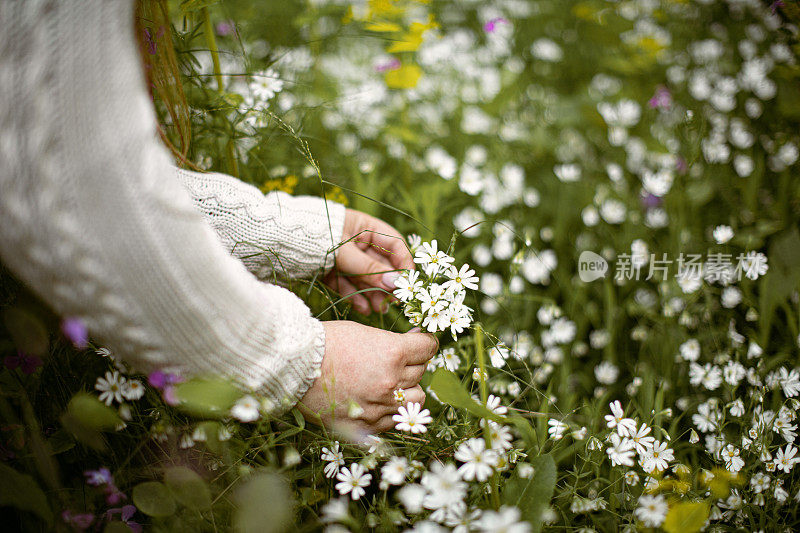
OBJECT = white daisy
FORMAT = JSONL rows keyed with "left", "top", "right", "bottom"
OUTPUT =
{"left": 393, "top": 402, "right": 433, "bottom": 434}
{"left": 335, "top": 463, "right": 372, "bottom": 500}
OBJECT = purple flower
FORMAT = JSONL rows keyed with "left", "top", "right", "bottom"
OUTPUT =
{"left": 84, "top": 467, "right": 113, "bottom": 487}
{"left": 104, "top": 485, "right": 127, "bottom": 506}
{"left": 147, "top": 370, "right": 182, "bottom": 389}
{"left": 162, "top": 385, "right": 179, "bottom": 406}
{"left": 772, "top": 1, "right": 784, "bottom": 15}
{"left": 375, "top": 57, "right": 401, "bottom": 72}
{"left": 648, "top": 85, "right": 672, "bottom": 110}
{"left": 4, "top": 351, "right": 43, "bottom": 374}
{"left": 640, "top": 192, "right": 662, "bottom": 209}
{"left": 216, "top": 20, "right": 236, "bottom": 36}
{"left": 61, "top": 317, "right": 89, "bottom": 349}
{"left": 484, "top": 17, "right": 509, "bottom": 33}
{"left": 62, "top": 510, "right": 95, "bottom": 531}
{"left": 105, "top": 505, "right": 142, "bottom": 533}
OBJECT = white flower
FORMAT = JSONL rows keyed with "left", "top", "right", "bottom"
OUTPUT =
{"left": 440, "top": 347, "right": 461, "bottom": 371}
{"left": 689, "top": 363, "right": 723, "bottom": 390}
{"left": 121, "top": 379, "right": 144, "bottom": 401}
{"left": 606, "top": 433, "right": 636, "bottom": 467}
{"left": 321, "top": 442, "right": 345, "bottom": 479}
{"left": 230, "top": 395, "right": 260, "bottom": 423}
{"left": 421, "top": 462, "right": 467, "bottom": 511}
{"left": 722, "top": 444, "right": 745, "bottom": 473}
{"left": 489, "top": 344, "right": 510, "bottom": 368}
{"left": 443, "top": 264, "right": 480, "bottom": 292}
{"left": 604, "top": 401, "right": 637, "bottom": 437}
{"left": 750, "top": 472, "right": 771, "bottom": 494}
{"left": 414, "top": 240, "right": 455, "bottom": 277}
{"left": 455, "top": 438, "right": 498, "bottom": 482}
{"left": 382, "top": 456, "right": 409, "bottom": 486}
{"left": 679, "top": 339, "right": 701, "bottom": 362}
{"left": 723, "top": 361, "right": 746, "bottom": 386}
{"left": 249, "top": 68, "right": 284, "bottom": 101}
{"left": 394, "top": 402, "right": 433, "bottom": 434}
{"left": 474, "top": 506, "right": 530, "bottom": 533}
{"left": 641, "top": 441, "right": 673, "bottom": 473}
{"left": 335, "top": 463, "right": 372, "bottom": 500}
{"left": 548, "top": 317, "right": 576, "bottom": 344}
{"left": 629, "top": 423, "right": 655, "bottom": 456}
{"left": 531, "top": 38, "right": 563, "bottom": 62}
{"left": 599, "top": 199, "right": 627, "bottom": 224}
{"left": 778, "top": 367, "right": 800, "bottom": 398}
{"left": 739, "top": 251, "right": 768, "bottom": 280}
{"left": 729, "top": 399, "right": 745, "bottom": 417}
{"left": 554, "top": 164, "right": 581, "bottom": 183}
{"left": 774, "top": 444, "right": 798, "bottom": 473}
{"left": 393, "top": 270, "right": 422, "bottom": 302}
{"left": 594, "top": 361, "right": 619, "bottom": 385}
{"left": 548, "top": 418, "right": 568, "bottom": 440}
{"left": 95, "top": 371, "right": 126, "bottom": 406}
{"left": 397, "top": 483, "right": 426, "bottom": 513}
{"left": 634, "top": 494, "right": 668, "bottom": 527}
{"left": 320, "top": 498, "right": 349, "bottom": 523}
{"left": 487, "top": 424, "right": 514, "bottom": 452}
{"left": 713, "top": 225, "right": 734, "bottom": 244}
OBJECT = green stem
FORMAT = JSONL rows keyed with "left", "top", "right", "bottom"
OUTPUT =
{"left": 202, "top": 7, "right": 224, "bottom": 93}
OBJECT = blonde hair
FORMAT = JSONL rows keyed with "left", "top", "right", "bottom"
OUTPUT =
{"left": 134, "top": 0, "right": 195, "bottom": 168}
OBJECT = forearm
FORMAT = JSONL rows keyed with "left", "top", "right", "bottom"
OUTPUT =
{"left": 176, "top": 167, "right": 346, "bottom": 281}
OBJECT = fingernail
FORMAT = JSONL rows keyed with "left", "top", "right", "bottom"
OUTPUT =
{"left": 382, "top": 272, "right": 400, "bottom": 289}
{"left": 409, "top": 327, "right": 421, "bottom": 333}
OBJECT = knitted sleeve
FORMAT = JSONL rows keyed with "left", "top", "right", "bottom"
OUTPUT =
{"left": 0, "top": 0, "right": 342, "bottom": 409}
{"left": 175, "top": 167, "right": 345, "bottom": 282}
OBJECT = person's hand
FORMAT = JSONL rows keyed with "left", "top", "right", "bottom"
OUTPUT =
{"left": 298, "top": 321, "right": 438, "bottom": 434}
{"left": 324, "top": 209, "right": 414, "bottom": 315}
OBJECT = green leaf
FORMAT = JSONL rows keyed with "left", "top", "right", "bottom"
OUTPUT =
{"left": 164, "top": 467, "right": 212, "bottom": 510}
{"left": 60, "top": 393, "right": 122, "bottom": 450}
{"left": 104, "top": 522, "right": 135, "bottom": 533}
{"left": 503, "top": 455, "right": 557, "bottom": 533}
{"left": 0, "top": 463, "right": 53, "bottom": 525}
{"left": 429, "top": 368, "right": 537, "bottom": 444}
{"left": 234, "top": 470, "right": 293, "bottom": 533}
{"left": 64, "top": 393, "right": 121, "bottom": 429}
{"left": 759, "top": 226, "right": 800, "bottom": 339}
{"left": 429, "top": 368, "right": 504, "bottom": 421}
{"left": 173, "top": 377, "right": 242, "bottom": 419}
{"left": 132, "top": 481, "right": 177, "bottom": 518}
{"left": 662, "top": 501, "right": 710, "bottom": 533}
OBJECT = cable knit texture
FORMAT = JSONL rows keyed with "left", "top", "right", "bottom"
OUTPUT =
{"left": 177, "top": 167, "right": 344, "bottom": 281}
{"left": 0, "top": 0, "right": 345, "bottom": 409}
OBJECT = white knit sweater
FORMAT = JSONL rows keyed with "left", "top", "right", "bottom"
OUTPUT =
{"left": 0, "top": 0, "right": 345, "bottom": 408}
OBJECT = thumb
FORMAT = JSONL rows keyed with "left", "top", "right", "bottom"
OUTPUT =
{"left": 337, "top": 243, "right": 399, "bottom": 290}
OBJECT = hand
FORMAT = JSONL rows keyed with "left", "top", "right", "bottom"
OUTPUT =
{"left": 324, "top": 209, "right": 414, "bottom": 315}
{"left": 298, "top": 321, "right": 438, "bottom": 434}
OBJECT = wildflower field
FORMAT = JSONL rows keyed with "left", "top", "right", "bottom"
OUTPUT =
{"left": 3, "top": 0, "right": 800, "bottom": 531}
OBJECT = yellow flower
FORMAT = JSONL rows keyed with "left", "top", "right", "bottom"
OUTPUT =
{"left": 386, "top": 14, "right": 438, "bottom": 53}
{"left": 385, "top": 63, "right": 422, "bottom": 89}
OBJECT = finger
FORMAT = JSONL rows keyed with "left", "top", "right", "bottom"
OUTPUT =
{"left": 403, "top": 385, "right": 426, "bottom": 406}
{"left": 327, "top": 274, "right": 371, "bottom": 315}
{"left": 400, "top": 364, "right": 427, "bottom": 389}
{"left": 362, "top": 218, "right": 415, "bottom": 271}
{"left": 374, "top": 415, "right": 397, "bottom": 433}
{"left": 337, "top": 242, "right": 398, "bottom": 290}
{"left": 402, "top": 331, "right": 439, "bottom": 365}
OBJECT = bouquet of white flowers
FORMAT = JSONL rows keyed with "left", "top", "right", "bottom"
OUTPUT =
{"left": 393, "top": 236, "right": 480, "bottom": 338}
